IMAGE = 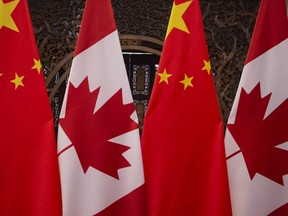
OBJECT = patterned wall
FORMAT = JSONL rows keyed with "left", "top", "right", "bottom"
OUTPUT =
{"left": 28, "top": 0, "right": 260, "bottom": 126}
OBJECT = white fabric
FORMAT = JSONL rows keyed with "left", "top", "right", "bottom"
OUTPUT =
{"left": 58, "top": 30, "right": 144, "bottom": 216}
{"left": 225, "top": 39, "right": 288, "bottom": 216}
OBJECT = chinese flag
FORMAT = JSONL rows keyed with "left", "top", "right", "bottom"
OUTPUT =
{"left": 57, "top": 0, "right": 147, "bottom": 215}
{"left": 141, "top": 0, "right": 232, "bottom": 215}
{"left": 0, "top": 0, "right": 62, "bottom": 215}
{"left": 225, "top": 0, "right": 288, "bottom": 215}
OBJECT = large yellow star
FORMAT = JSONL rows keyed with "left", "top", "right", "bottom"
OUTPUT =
{"left": 157, "top": 69, "right": 172, "bottom": 84}
{"left": 201, "top": 60, "right": 212, "bottom": 75}
{"left": 180, "top": 73, "right": 194, "bottom": 90}
{"left": 31, "top": 58, "right": 42, "bottom": 74}
{"left": 0, "top": 0, "right": 20, "bottom": 32}
{"left": 165, "top": 0, "right": 193, "bottom": 38}
{"left": 10, "top": 73, "right": 24, "bottom": 89}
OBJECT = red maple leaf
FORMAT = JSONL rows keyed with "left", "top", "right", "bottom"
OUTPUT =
{"left": 228, "top": 83, "right": 288, "bottom": 185}
{"left": 268, "top": 203, "right": 288, "bottom": 215}
{"left": 60, "top": 77, "right": 138, "bottom": 179}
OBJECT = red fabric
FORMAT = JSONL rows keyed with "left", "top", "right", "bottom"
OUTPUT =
{"left": 245, "top": 0, "right": 288, "bottom": 64}
{"left": 0, "top": 0, "right": 62, "bottom": 215}
{"left": 268, "top": 203, "right": 288, "bottom": 216}
{"left": 58, "top": 0, "right": 147, "bottom": 215}
{"left": 95, "top": 185, "right": 147, "bottom": 216}
{"left": 74, "top": 0, "right": 116, "bottom": 56}
{"left": 225, "top": 0, "right": 288, "bottom": 215}
{"left": 141, "top": 0, "right": 232, "bottom": 215}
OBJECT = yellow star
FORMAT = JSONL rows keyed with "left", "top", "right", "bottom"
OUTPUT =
{"left": 180, "top": 73, "right": 194, "bottom": 90}
{"left": 201, "top": 60, "right": 211, "bottom": 75}
{"left": 0, "top": 73, "right": 2, "bottom": 77}
{"left": 0, "top": 0, "right": 20, "bottom": 32}
{"left": 31, "top": 58, "right": 42, "bottom": 74}
{"left": 165, "top": 0, "right": 193, "bottom": 38}
{"left": 157, "top": 69, "right": 172, "bottom": 84}
{"left": 10, "top": 73, "right": 24, "bottom": 89}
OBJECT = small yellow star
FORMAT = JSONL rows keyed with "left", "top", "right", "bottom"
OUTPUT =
{"left": 201, "top": 60, "right": 212, "bottom": 75}
{"left": 157, "top": 69, "right": 172, "bottom": 84}
{"left": 31, "top": 58, "right": 42, "bottom": 74}
{"left": 180, "top": 73, "right": 194, "bottom": 90}
{"left": 0, "top": 73, "right": 3, "bottom": 77}
{"left": 10, "top": 73, "right": 24, "bottom": 90}
{"left": 0, "top": 0, "right": 20, "bottom": 32}
{"left": 165, "top": 0, "right": 193, "bottom": 38}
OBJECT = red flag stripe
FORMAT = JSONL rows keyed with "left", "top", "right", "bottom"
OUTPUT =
{"left": 74, "top": 0, "right": 116, "bottom": 56}
{"left": 245, "top": 0, "right": 288, "bottom": 64}
{"left": 94, "top": 185, "right": 147, "bottom": 216}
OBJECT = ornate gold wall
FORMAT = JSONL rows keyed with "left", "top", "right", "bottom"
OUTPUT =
{"left": 28, "top": 0, "right": 260, "bottom": 126}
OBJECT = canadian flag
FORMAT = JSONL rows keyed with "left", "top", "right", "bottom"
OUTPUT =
{"left": 225, "top": 0, "right": 288, "bottom": 215}
{"left": 57, "top": 0, "right": 146, "bottom": 215}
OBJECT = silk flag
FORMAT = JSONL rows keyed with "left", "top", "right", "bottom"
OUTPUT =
{"left": 0, "top": 0, "right": 62, "bottom": 215}
{"left": 225, "top": 0, "right": 288, "bottom": 215}
{"left": 57, "top": 0, "right": 146, "bottom": 215}
{"left": 141, "top": 0, "right": 232, "bottom": 215}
